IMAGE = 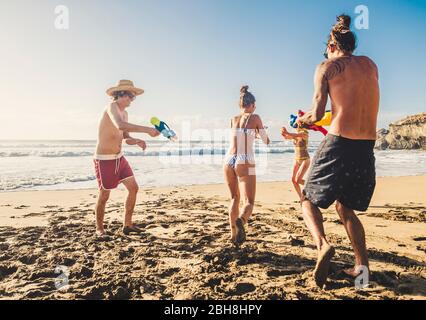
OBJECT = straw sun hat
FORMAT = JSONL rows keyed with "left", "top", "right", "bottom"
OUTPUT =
{"left": 106, "top": 79, "right": 144, "bottom": 96}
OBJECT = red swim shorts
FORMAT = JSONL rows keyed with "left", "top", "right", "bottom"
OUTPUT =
{"left": 93, "top": 154, "right": 134, "bottom": 190}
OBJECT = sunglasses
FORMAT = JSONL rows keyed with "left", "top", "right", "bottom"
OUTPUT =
{"left": 323, "top": 43, "right": 336, "bottom": 59}
{"left": 118, "top": 91, "right": 135, "bottom": 100}
{"left": 126, "top": 93, "right": 135, "bottom": 100}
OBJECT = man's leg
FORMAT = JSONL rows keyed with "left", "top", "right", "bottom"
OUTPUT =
{"left": 336, "top": 201, "right": 369, "bottom": 274}
{"left": 301, "top": 200, "right": 335, "bottom": 288}
{"left": 301, "top": 200, "right": 328, "bottom": 249}
{"left": 121, "top": 177, "right": 139, "bottom": 228}
{"left": 95, "top": 188, "right": 110, "bottom": 235}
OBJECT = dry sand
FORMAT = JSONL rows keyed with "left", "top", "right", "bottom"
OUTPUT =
{"left": 0, "top": 176, "right": 425, "bottom": 300}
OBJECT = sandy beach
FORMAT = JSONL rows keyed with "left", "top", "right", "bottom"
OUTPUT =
{"left": 0, "top": 176, "right": 425, "bottom": 300}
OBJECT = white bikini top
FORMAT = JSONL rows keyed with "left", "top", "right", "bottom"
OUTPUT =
{"left": 230, "top": 113, "right": 269, "bottom": 144}
{"left": 232, "top": 113, "right": 256, "bottom": 136}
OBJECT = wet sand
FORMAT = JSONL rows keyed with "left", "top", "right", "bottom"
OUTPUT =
{"left": 0, "top": 176, "right": 425, "bottom": 300}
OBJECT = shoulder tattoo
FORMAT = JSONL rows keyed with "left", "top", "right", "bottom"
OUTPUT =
{"left": 324, "top": 57, "right": 353, "bottom": 81}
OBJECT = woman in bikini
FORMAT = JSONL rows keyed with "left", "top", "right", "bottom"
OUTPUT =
{"left": 281, "top": 126, "right": 310, "bottom": 201}
{"left": 224, "top": 86, "right": 270, "bottom": 246}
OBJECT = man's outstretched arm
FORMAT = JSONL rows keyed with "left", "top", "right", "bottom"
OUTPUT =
{"left": 107, "top": 103, "right": 159, "bottom": 137}
{"left": 122, "top": 112, "right": 143, "bottom": 145}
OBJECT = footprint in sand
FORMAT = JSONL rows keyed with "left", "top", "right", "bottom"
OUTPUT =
{"left": 27, "top": 269, "right": 56, "bottom": 281}
{"left": 43, "top": 205, "right": 59, "bottom": 209}
{"left": 14, "top": 205, "right": 30, "bottom": 210}
{"left": 18, "top": 254, "right": 39, "bottom": 265}
{"left": 287, "top": 237, "right": 305, "bottom": 247}
{"left": 413, "top": 237, "right": 426, "bottom": 242}
{"left": 23, "top": 212, "right": 46, "bottom": 218}
{"left": 371, "top": 271, "right": 398, "bottom": 288}
{"left": 232, "top": 282, "right": 256, "bottom": 295}
{"left": 0, "top": 264, "right": 18, "bottom": 280}
{"left": 71, "top": 264, "right": 93, "bottom": 279}
{"left": 159, "top": 267, "right": 181, "bottom": 278}
{"left": 416, "top": 245, "right": 426, "bottom": 253}
{"left": 266, "top": 268, "right": 301, "bottom": 277}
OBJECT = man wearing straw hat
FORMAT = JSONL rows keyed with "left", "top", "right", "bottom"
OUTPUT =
{"left": 94, "top": 79, "right": 160, "bottom": 237}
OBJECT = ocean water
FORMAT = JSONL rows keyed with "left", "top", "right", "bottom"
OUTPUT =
{"left": 1, "top": 140, "right": 425, "bottom": 192}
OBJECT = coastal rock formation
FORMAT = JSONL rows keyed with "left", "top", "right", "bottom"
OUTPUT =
{"left": 375, "top": 113, "right": 426, "bottom": 150}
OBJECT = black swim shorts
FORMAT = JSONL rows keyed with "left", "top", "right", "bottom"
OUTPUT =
{"left": 302, "top": 134, "right": 376, "bottom": 212}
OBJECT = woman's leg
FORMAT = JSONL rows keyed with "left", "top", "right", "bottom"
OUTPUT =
{"left": 236, "top": 164, "right": 256, "bottom": 224}
{"left": 296, "top": 158, "right": 311, "bottom": 186}
{"left": 291, "top": 161, "right": 302, "bottom": 199}
{"left": 223, "top": 164, "right": 240, "bottom": 241}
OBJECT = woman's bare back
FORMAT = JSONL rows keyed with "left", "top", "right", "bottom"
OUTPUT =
{"left": 228, "top": 113, "right": 266, "bottom": 157}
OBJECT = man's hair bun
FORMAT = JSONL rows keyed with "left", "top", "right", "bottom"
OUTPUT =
{"left": 240, "top": 85, "right": 249, "bottom": 94}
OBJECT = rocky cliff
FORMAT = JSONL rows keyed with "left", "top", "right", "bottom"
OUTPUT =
{"left": 375, "top": 113, "right": 426, "bottom": 150}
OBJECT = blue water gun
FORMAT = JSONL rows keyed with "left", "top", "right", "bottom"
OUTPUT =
{"left": 289, "top": 114, "right": 299, "bottom": 129}
{"left": 150, "top": 117, "right": 178, "bottom": 141}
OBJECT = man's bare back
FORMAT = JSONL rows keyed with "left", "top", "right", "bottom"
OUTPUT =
{"left": 324, "top": 55, "right": 380, "bottom": 140}
{"left": 298, "top": 14, "right": 378, "bottom": 289}
{"left": 96, "top": 103, "right": 126, "bottom": 155}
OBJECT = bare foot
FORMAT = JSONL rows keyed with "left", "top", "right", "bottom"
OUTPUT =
{"left": 235, "top": 218, "right": 246, "bottom": 245}
{"left": 122, "top": 225, "right": 142, "bottom": 235}
{"left": 96, "top": 229, "right": 106, "bottom": 237}
{"left": 343, "top": 266, "right": 370, "bottom": 278}
{"left": 343, "top": 268, "right": 359, "bottom": 278}
{"left": 230, "top": 225, "right": 237, "bottom": 243}
{"left": 313, "top": 244, "right": 335, "bottom": 288}
{"left": 230, "top": 237, "right": 240, "bottom": 248}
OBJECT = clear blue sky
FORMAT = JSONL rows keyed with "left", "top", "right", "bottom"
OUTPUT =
{"left": 1, "top": 0, "right": 425, "bottom": 140}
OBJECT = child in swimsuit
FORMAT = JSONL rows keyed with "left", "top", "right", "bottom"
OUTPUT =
{"left": 223, "top": 86, "right": 270, "bottom": 246}
{"left": 281, "top": 126, "right": 311, "bottom": 201}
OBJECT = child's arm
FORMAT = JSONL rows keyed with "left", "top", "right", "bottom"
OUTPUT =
{"left": 281, "top": 127, "right": 307, "bottom": 140}
{"left": 286, "top": 132, "right": 307, "bottom": 139}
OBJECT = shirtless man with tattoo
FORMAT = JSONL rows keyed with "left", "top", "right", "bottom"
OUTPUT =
{"left": 297, "top": 15, "right": 380, "bottom": 288}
